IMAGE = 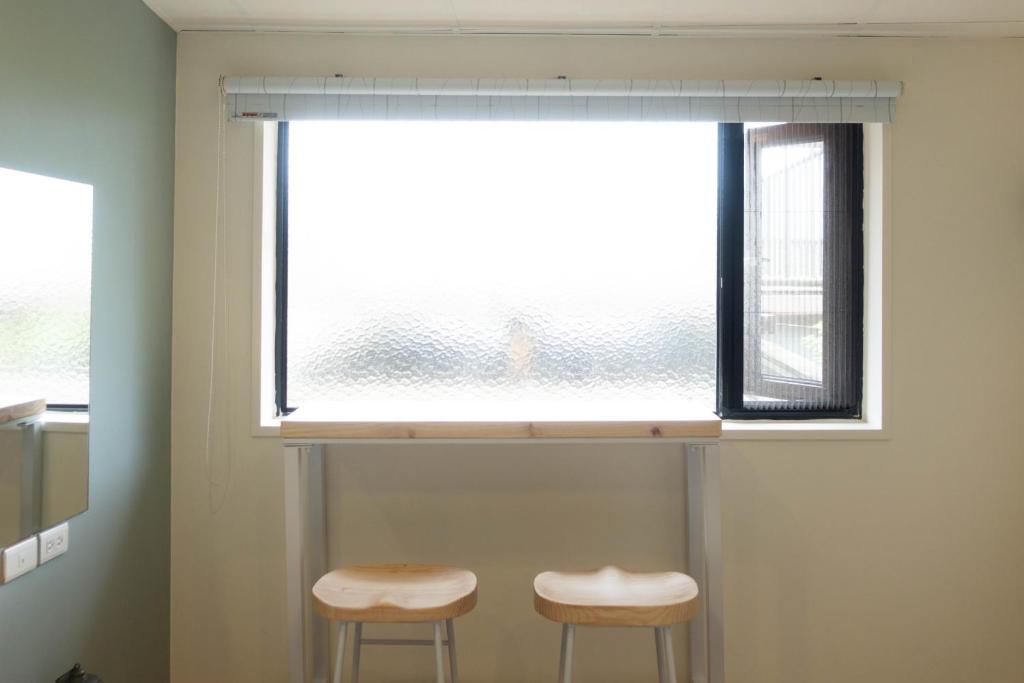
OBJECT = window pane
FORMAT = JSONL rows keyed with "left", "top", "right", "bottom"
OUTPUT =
{"left": 286, "top": 121, "right": 717, "bottom": 415}
{"left": 746, "top": 136, "right": 825, "bottom": 390}
{"left": 0, "top": 167, "right": 92, "bottom": 406}
{"left": 740, "top": 123, "right": 862, "bottom": 413}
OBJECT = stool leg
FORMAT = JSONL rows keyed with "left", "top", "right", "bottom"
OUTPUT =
{"left": 333, "top": 622, "right": 349, "bottom": 683}
{"left": 445, "top": 619, "right": 459, "bottom": 683}
{"left": 558, "top": 624, "right": 575, "bottom": 683}
{"left": 662, "top": 627, "right": 677, "bottom": 683}
{"left": 655, "top": 628, "right": 666, "bottom": 683}
{"left": 350, "top": 623, "right": 362, "bottom": 683}
{"left": 433, "top": 621, "right": 446, "bottom": 683}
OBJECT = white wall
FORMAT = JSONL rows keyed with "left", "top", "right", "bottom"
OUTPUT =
{"left": 172, "top": 32, "right": 1024, "bottom": 682}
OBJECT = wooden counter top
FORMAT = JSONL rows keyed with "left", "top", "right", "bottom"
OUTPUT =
{"left": 280, "top": 401, "right": 721, "bottom": 440}
{"left": 0, "top": 396, "right": 46, "bottom": 425}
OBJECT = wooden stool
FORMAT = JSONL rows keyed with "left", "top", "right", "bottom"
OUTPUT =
{"left": 533, "top": 566, "right": 699, "bottom": 683}
{"left": 313, "top": 564, "right": 478, "bottom": 683}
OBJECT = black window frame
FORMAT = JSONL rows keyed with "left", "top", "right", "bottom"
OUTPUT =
{"left": 274, "top": 120, "right": 864, "bottom": 420}
{"left": 275, "top": 121, "right": 293, "bottom": 416}
{"left": 45, "top": 403, "right": 88, "bottom": 412}
{"left": 717, "top": 122, "right": 864, "bottom": 419}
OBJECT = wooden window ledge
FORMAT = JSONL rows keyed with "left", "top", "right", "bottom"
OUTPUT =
{"left": 279, "top": 403, "right": 722, "bottom": 440}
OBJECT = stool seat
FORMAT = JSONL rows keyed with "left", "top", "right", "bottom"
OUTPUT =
{"left": 534, "top": 566, "right": 699, "bottom": 627}
{"left": 313, "top": 564, "right": 478, "bottom": 623}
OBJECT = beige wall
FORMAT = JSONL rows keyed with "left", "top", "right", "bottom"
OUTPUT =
{"left": 171, "top": 33, "right": 1024, "bottom": 682}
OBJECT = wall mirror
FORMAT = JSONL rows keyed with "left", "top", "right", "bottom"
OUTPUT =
{"left": 0, "top": 166, "right": 92, "bottom": 551}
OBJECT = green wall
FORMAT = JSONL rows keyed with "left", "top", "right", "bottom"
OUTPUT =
{"left": 0, "top": 1, "right": 175, "bottom": 680}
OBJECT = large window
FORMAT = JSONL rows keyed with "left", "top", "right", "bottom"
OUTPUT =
{"left": 278, "top": 120, "right": 718, "bottom": 417}
{"left": 0, "top": 167, "right": 92, "bottom": 409}
{"left": 275, "top": 121, "right": 863, "bottom": 420}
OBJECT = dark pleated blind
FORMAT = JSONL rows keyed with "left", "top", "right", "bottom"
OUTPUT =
{"left": 740, "top": 123, "right": 863, "bottom": 415}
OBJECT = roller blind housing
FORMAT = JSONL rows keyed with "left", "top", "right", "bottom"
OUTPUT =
{"left": 224, "top": 77, "right": 901, "bottom": 123}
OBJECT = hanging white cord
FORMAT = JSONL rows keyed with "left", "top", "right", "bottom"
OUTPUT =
{"left": 205, "top": 81, "right": 232, "bottom": 513}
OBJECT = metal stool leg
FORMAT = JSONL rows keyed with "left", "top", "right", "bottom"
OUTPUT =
{"left": 558, "top": 624, "right": 575, "bottom": 683}
{"left": 333, "top": 622, "right": 349, "bottom": 683}
{"left": 445, "top": 619, "right": 459, "bottom": 683}
{"left": 655, "top": 627, "right": 667, "bottom": 683}
{"left": 350, "top": 623, "right": 362, "bottom": 683}
{"left": 662, "top": 626, "right": 677, "bottom": 683}
{"left": 433, "top": 621, "right": 446, "bottom": 683}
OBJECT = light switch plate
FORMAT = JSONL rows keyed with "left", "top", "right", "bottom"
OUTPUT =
{"left": 39, "top": 522, "right": 69, "bottom": 564}
{"left": 2, "top": 536, "right": 38, "bottom": 583}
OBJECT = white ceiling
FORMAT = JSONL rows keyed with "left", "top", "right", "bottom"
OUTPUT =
{"left": 144, "top": 0, "right": 1024, "bottom": 35}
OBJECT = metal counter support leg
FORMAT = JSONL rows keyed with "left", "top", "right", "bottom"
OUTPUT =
{"left": 332, "top": 622, "right": 348, "bottom": 683}
{"left": 433, "top": 621, "right": 446, "bottom": 683}
{"left": 558, "top": 624, "right": 575, "bottom": 683}
{"left": 686, "top": 443, "right": 724, "bottom": 683}
{"left": 662, "top": 627, "right": 678, "bottom": 683}
{"left": 285, "top": 444, "right": 328, "bottom": 683}
{"left": 350, "top": 623, "right": 362, "bottom": 683}
{"left": 655, "top": 627, "right": 666, "bottom": 683}
{"left": 445, "top": 618, "right": 459, "bottom": 683}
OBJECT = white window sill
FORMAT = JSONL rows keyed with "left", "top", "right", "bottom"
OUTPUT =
{"left": 41, "top": 411, "right": 89, "bottom": 434}
{"left": 721, "top": 418, "right": 887, "bottom": 441}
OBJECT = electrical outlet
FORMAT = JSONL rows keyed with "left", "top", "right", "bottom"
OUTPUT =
{"left": 2, "top": 536, "right": 38, "bottom": 583}
{"left": 39, "top": 522, "right": 69, "bottom": 564}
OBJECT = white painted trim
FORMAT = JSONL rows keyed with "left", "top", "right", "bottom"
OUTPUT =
{"left": 40, "top": 411, "right": 89, "bottom": 434}
{"left": 721, "top": 419, "right": 885, "bottom": 441}
{"left": 174, "top": 21, "right": 1024, "bottom": 39}
{"left": 251, "top": 123, "right": 280, "bottom": 439}
{"left": 249, "top": 120, "right": 891, "bottom": 442}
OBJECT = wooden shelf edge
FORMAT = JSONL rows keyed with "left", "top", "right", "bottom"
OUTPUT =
{"left": 0, "top": 397, "right": 46, "bottom": 425}
{"left": 280, "top": 417, "right": 722, "bottom": 440}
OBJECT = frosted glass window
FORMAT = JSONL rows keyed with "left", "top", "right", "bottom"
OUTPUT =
{"left": 284, "top": 121, "right": 717, "bottom": 415}
{"left": 0, "top": 167, "right": 92, "bottom": 406}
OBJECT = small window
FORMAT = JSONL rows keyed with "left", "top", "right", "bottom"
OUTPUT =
{"left": 718, "top": 123, "right": 864, "bottom": 418}
{"left": 0, "top": 167, "right": 92, "bottom": 410}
